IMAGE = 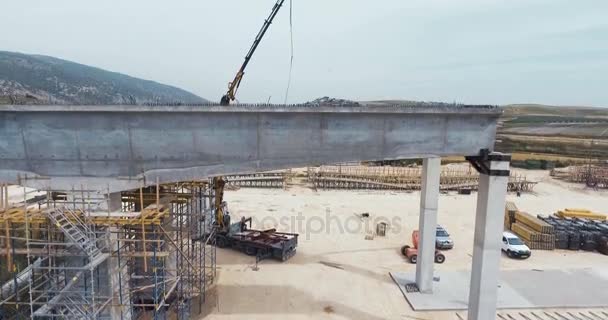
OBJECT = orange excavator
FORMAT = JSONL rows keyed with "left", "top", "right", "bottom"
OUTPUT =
{"left": 401, "top": 230, "right": 446, "bottom": 264}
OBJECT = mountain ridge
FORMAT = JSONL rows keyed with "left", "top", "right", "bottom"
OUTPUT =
{"left": 0, "top": 51, "right": 207, "bottom": 105}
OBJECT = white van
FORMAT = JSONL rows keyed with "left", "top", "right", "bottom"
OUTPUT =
{"left": 501, "top": 231, "right": 531, "bottom": 259}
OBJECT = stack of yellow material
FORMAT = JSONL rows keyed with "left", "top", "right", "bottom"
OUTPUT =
{"left": 556, "top": 209, "right": 606, "bottom": 220}
{"left": 511, "top": 222, "right": 555, "bottom": 242}
{"left": 511, "top": 211, "right": 555, "bottom": 250}
{"left": 514, "top": 211, "right": 554, "bottom": 234}
{"left": 504, "top": 201, "right": 518, "bottom": 230}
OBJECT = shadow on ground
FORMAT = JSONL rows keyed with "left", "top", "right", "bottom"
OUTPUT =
{"left": 197, "top": 284, "right": 387, "bottom": 320}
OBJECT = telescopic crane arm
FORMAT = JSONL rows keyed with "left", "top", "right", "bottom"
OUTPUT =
{"left": 220, "top": 0, "right": 286, "bottom": 106}
{"left": 215, "top": 0, "right": 286, "bottom": 230}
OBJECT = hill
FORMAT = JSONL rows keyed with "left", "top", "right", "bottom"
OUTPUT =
{"left": 497, "top": 104, "right": 608, "bottom": 159}
{"left": 0, "top": 51, "right": 207, "bottom": 105}
{"left": 360, "top": 100, "right": 608, "bottom": 160}
{"left": 503, "top": 104, "right": 608, "bottom": 119}
{"left": 500, "top": 104, "right": 608, "bottom": 139}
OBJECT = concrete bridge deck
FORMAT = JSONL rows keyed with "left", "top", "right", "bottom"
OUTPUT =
{"left": 0, "top": 104, "right": 501, "bottom": 191}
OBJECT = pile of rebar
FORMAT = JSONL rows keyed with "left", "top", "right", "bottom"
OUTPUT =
{"left": 551, "top": 165, "right": 608, "bottom": 189}
{"left": 308, "top": 165, "right": 536, "bottom": 192}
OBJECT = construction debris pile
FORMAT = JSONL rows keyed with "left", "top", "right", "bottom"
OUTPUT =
{"left": 309, "top": 165, "right": 536, "bottom": 192}
{"left": 505, "top": 203, "right": 608, "bottom": 255}
{"left": 551, "top": 165, "right": 608, "bottom": 189}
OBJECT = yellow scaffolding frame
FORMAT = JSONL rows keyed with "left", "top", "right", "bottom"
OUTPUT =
{"left": 0, "top": 205, "right": 168, "bottom": 226}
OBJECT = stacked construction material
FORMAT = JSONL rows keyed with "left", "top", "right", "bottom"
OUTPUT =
{"left": 504, "top": 201, "right": 518, "bottom": 230}
{"left": 599, "top": 237, "right": 608, "bottom": 255}
{"left": 511, "top": 211, "right": 555, "bottom": 250}
{"left": 556, "top": 208, "right": 607, "bottom": 220}
{"left": 554, "top": 230, "right": 570, "bottom": 249}
{"left": 540, "top": 213, "right": 608, "bottom": 254}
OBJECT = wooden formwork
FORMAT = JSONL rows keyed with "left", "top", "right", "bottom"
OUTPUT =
{"left": 307, "top": 165, "right": 536, "bottom": 192}
{"left": 551, "top": 165, "right": 608, "bottom": 189}
{"left": 225, "top": 171, "right": 291, "bottom": 189}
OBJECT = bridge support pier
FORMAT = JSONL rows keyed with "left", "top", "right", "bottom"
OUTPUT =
{"left": 108, "top": 192, "right": 122, "bottom": 212}
{"left": 415, "top": 157, "right": 441, "bottom": 293}
{"left": 466, "top": 152, "right": 510, "bottom": 320}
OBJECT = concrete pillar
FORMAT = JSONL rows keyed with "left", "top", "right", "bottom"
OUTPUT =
{"left": 467, "top": 154, "right": 510, "bottom": 320}
{"left": 108, "top": 192, "right": 122, "bottom": 212}
{"left": 1, "top": 183, "right": 5, "bottom": 210}
{"left": 415, "top": 157, "right": 441, "bottom": 293}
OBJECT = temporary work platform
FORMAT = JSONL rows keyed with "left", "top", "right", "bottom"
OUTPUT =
{"left": 0, "top": 181, "right": 217, "bottom": 319}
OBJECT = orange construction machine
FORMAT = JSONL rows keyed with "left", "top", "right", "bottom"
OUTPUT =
{"left": 401, "top": 230, "right": 446, "bottom": 264}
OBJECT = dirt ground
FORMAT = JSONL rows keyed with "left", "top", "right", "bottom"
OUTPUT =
{"left": 202, "top": 168, "right": 608, "bottom": 320}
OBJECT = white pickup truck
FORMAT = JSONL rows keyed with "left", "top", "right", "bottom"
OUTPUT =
{"left": 501, "top": 231, "right": 531, "bottom": 259}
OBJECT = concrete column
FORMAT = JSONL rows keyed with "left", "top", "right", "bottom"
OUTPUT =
{"left": 415, "top": 157, "right": 441, "bottom": 293}
{"left": 467, "top": 154, "right": 510, "bottom": 320}
{"left": 1, "top": 183, "right": 5, "bottom": 210}
{"left": 108, "top": 192, "right": 122, "bottom": 212}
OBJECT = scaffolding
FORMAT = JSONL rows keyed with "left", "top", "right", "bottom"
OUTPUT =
{"left": 224, "top": 170, "right": 292, "bottom": 189}
{"left": 307, "top": 165, "right": 537, "bottom": 192}
{"left": 551, "top": 164, "right": 608, "bottom": 189}
{"left": 0, "top": 181, "right": 217, "bottom": 320}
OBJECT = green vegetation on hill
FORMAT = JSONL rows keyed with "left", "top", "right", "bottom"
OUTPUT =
{"left": 497, "top": 104, "right": 608, "bottom": 160}
{"left": 0, "top": 51, "right": 207, "bottom": 105}
{"left": 503, "top": 104, "right": 608, "bottom": 119}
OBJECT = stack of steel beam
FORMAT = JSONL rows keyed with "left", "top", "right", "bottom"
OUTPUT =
{"left": 556, "top": 208, "right": 607, "bottom": 220}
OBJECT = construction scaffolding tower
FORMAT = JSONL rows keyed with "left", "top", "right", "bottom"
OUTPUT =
{"left": 0, "top": 180, "right": 217, "bottom": 320}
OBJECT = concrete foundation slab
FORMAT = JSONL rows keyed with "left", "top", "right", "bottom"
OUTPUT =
{"left": 390, "top": 268, "right": 608, "bottom": 311}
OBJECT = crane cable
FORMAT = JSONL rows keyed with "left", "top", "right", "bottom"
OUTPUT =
{"left": 284, "top": 0, "right": 294, "bottom": 104}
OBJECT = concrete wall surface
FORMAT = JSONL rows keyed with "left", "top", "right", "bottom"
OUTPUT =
{"left": 0, "top": 104, "right": 501, "bottom": 191}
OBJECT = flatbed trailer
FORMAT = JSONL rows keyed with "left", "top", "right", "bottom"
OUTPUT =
{"left": 215, "top": 225, "right": 298, "bottom": 261}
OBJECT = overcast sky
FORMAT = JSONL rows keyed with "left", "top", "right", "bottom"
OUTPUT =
{"left": 2, "top": 0, "right": 607, "bottom": 106}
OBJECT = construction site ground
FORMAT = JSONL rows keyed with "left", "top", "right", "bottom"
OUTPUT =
{"left": 202, "top": 168, "right": 608, "bottom": 320}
